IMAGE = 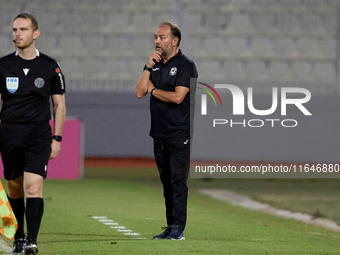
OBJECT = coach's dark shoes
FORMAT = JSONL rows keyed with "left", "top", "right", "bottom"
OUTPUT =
{"left": 166, "top": 225, "right": 185, "bottom": 240}
{"left": 153, "top": 225, "right": 172, "bottom": 239}
{"left": 12, "top": 237, "right": 26, "bottom": 253}
{"left": 23, "top": 239, "right": 38, "bottom": 254}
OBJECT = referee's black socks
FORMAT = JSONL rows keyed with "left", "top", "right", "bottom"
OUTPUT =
{"left": 26, "top": 198, "right": 44, "bottom": 242}
{"left": 8, "top": 196, "right": 25, "bottom": 240}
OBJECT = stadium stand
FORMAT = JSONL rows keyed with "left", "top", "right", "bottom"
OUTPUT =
{"left": 0, "top": 0, "right": 338, "bottom": 94}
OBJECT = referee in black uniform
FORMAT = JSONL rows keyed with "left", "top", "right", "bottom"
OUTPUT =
{"left": 0, "top": 13, "right": 66, "bottom": 254}
{"left": 135, "top": 21, "right": 198, "bottom": 240}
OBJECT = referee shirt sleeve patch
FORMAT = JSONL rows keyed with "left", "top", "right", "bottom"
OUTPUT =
{"left": 51, "top": 62, "right": 65, "bottom": 93}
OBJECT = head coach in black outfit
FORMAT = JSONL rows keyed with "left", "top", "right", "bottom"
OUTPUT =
{"left": 0, "top": 13, "right": 66, "bottom": 254}
{"left": 135, "top": 21, "right": 198, "bottom": 240}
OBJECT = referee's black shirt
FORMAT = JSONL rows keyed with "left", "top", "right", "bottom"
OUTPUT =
{"left": 0, "top": 50, "right": 65, "bottom": 122}
{"left": 149, "top": 49, "right": 198, "bottom": 138}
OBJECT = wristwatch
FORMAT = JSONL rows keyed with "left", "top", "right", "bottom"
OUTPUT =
{"left": 52, "top": 135, "right": 62, "bottom": 142}
{"left": 144, "top": 64, "right": 153, "bottom": 72}
{"left": 150, "top": 88, "right": 156, "bottom": 97}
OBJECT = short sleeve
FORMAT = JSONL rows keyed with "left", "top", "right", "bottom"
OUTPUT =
{"left": 176, "top": 61, "right": 198, "bottom": 89}
{"left": 50, "top": 61, "right": 66, "bottom": 94}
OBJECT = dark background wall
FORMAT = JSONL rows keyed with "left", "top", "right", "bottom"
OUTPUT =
{"left": 66, "top": 92, "right": 340, "bottom": 163}
{"left": 66, "top": 92, "right": 153, "bottom": 157}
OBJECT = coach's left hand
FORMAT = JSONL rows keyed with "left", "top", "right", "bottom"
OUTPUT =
{"left": 49, "top": 139, "right": 61, "bottom": 159}
{"left": 148, "top": 82, "right": 155, "bottom": 93}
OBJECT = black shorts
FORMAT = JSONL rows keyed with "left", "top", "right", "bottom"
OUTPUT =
{"left": 0, "top": 121, "right": 52, "bottom": 180}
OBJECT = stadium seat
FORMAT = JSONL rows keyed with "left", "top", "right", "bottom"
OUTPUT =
{"left": 276, "top": 0, "right": 304, "bottom": 6}
{"left": 60, "top": 36, "right": 87, "bottom": 57}
{"left": 132, "top": 14, "right": 153, "bottom": 33}
{"left": 290, "top": 61, "right": 314, "bottom": 80}
{"left": 314, "top": 62, "right": 336, "bottom": 81}
{"left": 254, "top": 0, "right": 278, "bottom": 5}
{"left": 277, "top": 13, "right": 302, "bottom": 33}
{"left": 154, "top": 14, "right": 177, "bottom": 26}
{"left": 38, "top": 11, "right": 63, "bottom": 33}
{"left": 37, "top": 35, "right": 62, "bottom": 58}
{"left": 186, "top": 14, "right": 203, "bottom": 34}
{"left": 80, "top": 58, "right": 108, "bottom": 79}
{"left": 296, "top": 38, "right": 320, "bottom": 58}
{"left": 226, "top": 37, "right": 251, "bottom": 58}
{"left": 102, "top": 13, "right": 132, "bottom": 33}
{"left": 318, "top": 38, "right": 336, "bottom": 59}
{"left": 186, "top": 36, "right": 204, "bottom": 57}
{"left": 301, "top": 0, "right": 325, "bottom": 6}
{"left": 246, "top": 60, "right": 269, "bottom": 79}
{"left": 106, "top": 35, "right": 132, "bottom": 57}
{"left": 323, "top": 14, "right": 337, "bottom": 32}
{"left": 0, "top": 36, "right": 15, "bottom": 57}
{"left": 83, "top": 35, "right": 105, "bottom": 55}
{"left": 223, "top": 60, "right": 247, "bottom": 80}
{"left": 205, "top": 37, "right": 223, "bottom": 57}
{"left": 299, "top": 14, "right": 324, "bottom": 34}
{"left": 252, "top": 14, "right": 277, "bottom": 32}
{"left": 129, "top": 59, "right": 147, "bottom": 81}
{"left": 269, "top": 61, "right": 291, "bottom": 79}
{"left": 198, "top": 60, "right": 221, "bottom": 79}
{"left": 206, "top": 14, "right": 228, "bottom": 32}
{"left": 251, "top": 38, "right": 275, "bottom": 58}
{"left": 58, "top": 57, "right": 80, "bottom": 78}
{"left": 131, "top": 35, "right": 155, "bottom": 58}
{"left": 273, "top": 38, "right": 298, "bottom": 58}
{"left": 0, "top": 10, "right": 20, "bottom": 34}
{"left": 226, "top": 14, "right": 253, "bottom": 34}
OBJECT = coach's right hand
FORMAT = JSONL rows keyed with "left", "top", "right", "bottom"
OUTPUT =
{"left": 147, "top": 51, "right": 162, "bottom": 67}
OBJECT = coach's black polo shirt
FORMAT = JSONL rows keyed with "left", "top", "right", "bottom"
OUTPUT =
{"left": 149, "top": 49, "right": 198, "bottom": 139}
{"left": 0, "top": 50, "right": 65, "bottom": 122}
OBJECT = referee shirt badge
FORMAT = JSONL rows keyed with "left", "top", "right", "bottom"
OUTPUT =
{"left": 34, "top": 77, "right": 45, "bottom": 88}
{"left": 6, "top": 77, "right": 19, "bottom": 93}
{"left": 169, "top": 67, "right": 177, "bottom": 76}
{"left": 23, "top": 68, "right": 29, "bottom": 76}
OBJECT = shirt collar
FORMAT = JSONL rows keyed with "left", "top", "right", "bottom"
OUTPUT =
{"left": 161, "top": 49, "right": 182, "bottom": 67}
{"left": 15, "top": 49, "right": 40, "bottom": 57}
{"left": 167, "top": 49, "right": 182, "bottom": 63}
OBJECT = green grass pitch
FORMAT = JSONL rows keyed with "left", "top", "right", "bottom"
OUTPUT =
{"left": 0, "top": 168, "right": 340, "bottom": 254}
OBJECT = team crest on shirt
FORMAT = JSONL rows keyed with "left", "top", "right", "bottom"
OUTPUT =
{"left": 6, "top": 77, "right": 19, "bottom": 93}
{"left": 34, "top": 77, "right": 45, "bottom": 88}
{"left": 169, "top": 67, "right": 177, "bottom": 76}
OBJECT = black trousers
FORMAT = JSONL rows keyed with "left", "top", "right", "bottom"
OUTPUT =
{"left": 153, "top": 136, "right": 191, "bottom": 229}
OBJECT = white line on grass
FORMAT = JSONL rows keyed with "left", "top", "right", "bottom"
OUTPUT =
{"left": 92, "top": 216, "right": 147, "bottom": 239}
{"left": 98, "top": 220, "right": 114, "bottom": 223}
{"left": 123, "top": 232, "right": 140, "bottom": 236}
{"left": 201, "top": 189, "right": 340, "bottom": 233}
{"left": 92, "top": 216, "right": 107, "bottom": 219}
